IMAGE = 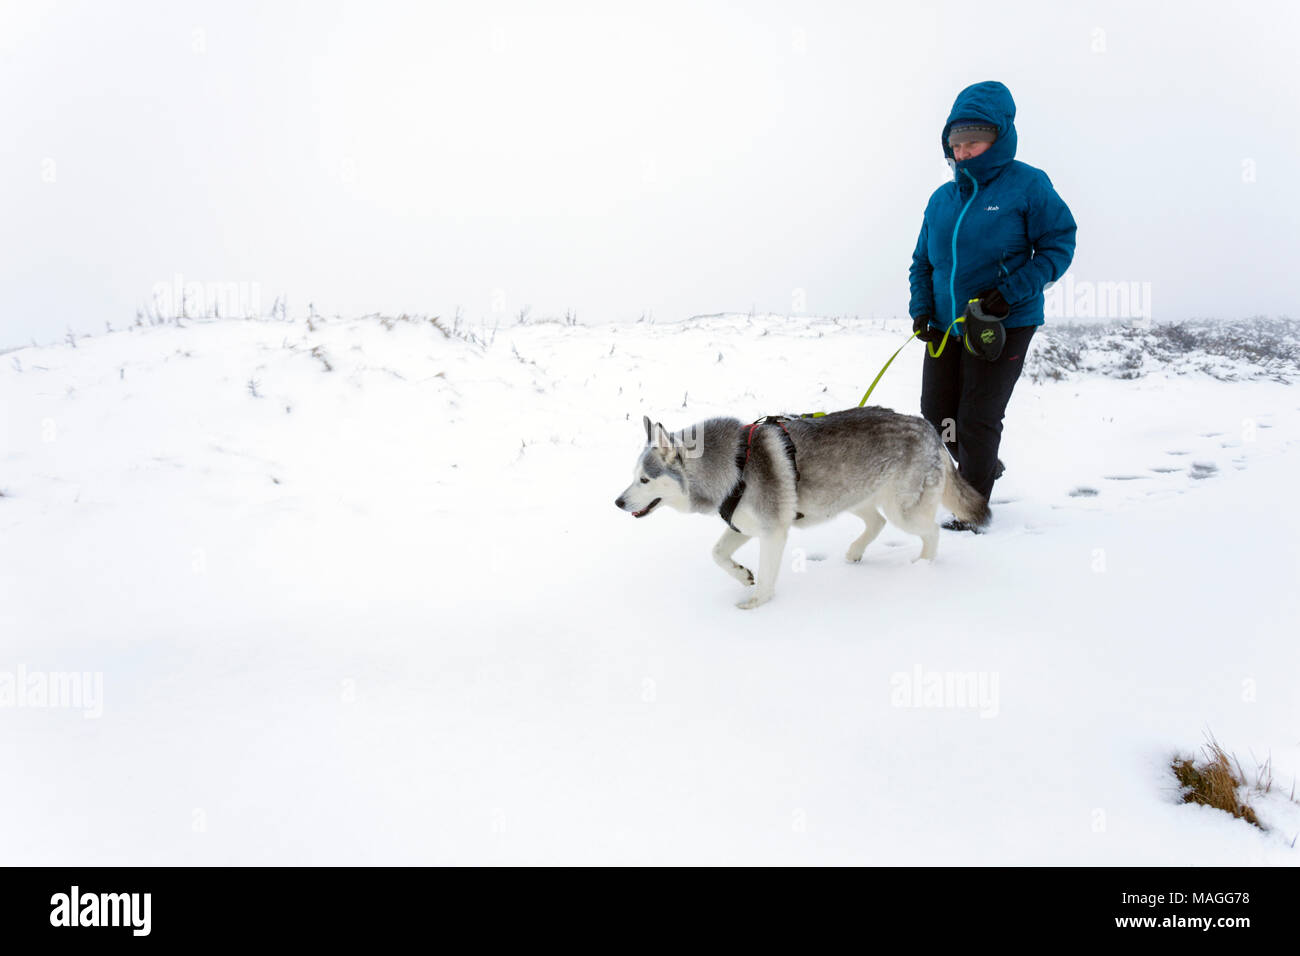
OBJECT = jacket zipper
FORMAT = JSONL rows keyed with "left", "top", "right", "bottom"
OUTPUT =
{"left": 947, "top": 168, "right": 979, "bottom": 336}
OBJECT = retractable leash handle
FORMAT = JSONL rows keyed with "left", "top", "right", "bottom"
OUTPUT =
{"left": 961, "top": 297, "right": 1007, "bottom": 360}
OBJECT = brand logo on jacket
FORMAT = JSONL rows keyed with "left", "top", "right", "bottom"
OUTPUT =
{"left": 984, "top": 205, "right": 999, "bottom": 211}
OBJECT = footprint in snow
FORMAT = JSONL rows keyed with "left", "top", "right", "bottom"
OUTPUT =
{"left": 1166, "top": 450, "right": 1190, "bottom": 456}
{"left": 1150, "top": 466, "right": 1181, "bottom": 473}
{"left": 1068, "top": 486, "right": 1099, "bottom": 497}
{"left": 1189, "top": 461, "right": 1218, "bottom": 479}
{"left": 1103, "top": 474, "right": 1146, "bottom": 481}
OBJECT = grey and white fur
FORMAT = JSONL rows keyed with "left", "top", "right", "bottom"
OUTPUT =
{"left": 614, "top": 407, "right": 990, "bottom": 609}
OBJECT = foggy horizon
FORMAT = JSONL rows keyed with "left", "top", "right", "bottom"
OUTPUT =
{"left": 4, "top": 0, "right": 1298, "bottom": 349}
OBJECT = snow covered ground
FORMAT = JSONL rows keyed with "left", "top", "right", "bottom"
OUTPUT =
{"left": 2, "top": 312, "right": 1297, "bottom": 865}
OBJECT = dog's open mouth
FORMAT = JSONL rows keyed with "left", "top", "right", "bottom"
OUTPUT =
{"left": 632, "top": 498, "right": 662, "bottom": 518}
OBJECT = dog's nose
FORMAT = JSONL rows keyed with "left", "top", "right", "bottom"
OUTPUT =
{"left": 615, "top": 496, "right": 625, "bottom": 509}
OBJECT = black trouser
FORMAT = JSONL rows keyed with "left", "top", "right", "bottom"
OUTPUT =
{"left": 920, "top": 324, "right": 1036, "bottom": 501}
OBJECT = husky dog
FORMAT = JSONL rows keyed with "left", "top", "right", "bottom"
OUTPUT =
{"left": 614, "top": 407, "right": 989, "bottom": 609}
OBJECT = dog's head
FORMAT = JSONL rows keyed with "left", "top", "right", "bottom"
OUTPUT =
{"left": 614, "top": 415, "right": 692, "bottom": 518}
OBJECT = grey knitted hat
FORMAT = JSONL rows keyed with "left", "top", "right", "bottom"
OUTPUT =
{"left": 947, "top": 120, "right": 998, "bottom": 146}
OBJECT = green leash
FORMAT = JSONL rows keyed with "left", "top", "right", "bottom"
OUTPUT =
{"left": 856, "top": 319, "right": 961, "bottom": 405}
{"left": 859, "top": 330, "right": 919, "bottom": 406}
{"left": 798, "top": 317, "right": 963, "bottom": 418}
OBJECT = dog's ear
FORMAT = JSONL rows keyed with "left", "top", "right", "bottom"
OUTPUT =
{"left": 642, "top": 414, "right": 653, "bottom": 444}
{"left": 650, "top": 420, "right": 676, "bottom": 459}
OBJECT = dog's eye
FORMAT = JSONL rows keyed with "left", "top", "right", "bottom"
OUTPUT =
{"left": 640, "top": 477, "right": 649, "bottom": 484}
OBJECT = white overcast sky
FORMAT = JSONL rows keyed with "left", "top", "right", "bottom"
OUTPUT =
{"left": 3, "top": 0, "right": 1298, "bottom": 347}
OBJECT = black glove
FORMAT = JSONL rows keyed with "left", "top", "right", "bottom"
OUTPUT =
{"left": 962, "top": 292, "right": 1008, "bottom": 361}
{"left": 912, "top": 315, "right": 941, "bottom": 343}
{"left": 977, "top": 288, "right": 1010, "bottom": 319}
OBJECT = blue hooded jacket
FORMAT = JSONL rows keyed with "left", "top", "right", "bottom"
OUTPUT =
{"left": 908, "top": 81, "right": 1077, "bottom": 334}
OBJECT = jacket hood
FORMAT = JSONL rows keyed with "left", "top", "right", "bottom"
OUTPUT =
{"left": 942, "top": 81, "right": 1017, "bottom": 186}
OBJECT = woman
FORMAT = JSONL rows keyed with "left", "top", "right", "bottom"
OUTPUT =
{"left": 908, "top": 80, "right": 1077, "bottom": 531}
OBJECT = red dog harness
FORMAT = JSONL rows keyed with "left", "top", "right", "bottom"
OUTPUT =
{"left": 718, "top": 416, "right": 802, "bottom": 531}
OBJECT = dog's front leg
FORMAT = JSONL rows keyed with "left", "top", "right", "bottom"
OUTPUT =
{"left": 736, "top": 526, "right": 788, "bottom": 610}
{"left": 712, "top": 527, "right": 754, "bottom": 586}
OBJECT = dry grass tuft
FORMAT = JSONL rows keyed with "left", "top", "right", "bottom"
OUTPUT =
{"left": 1171, "top": 731, "right": 1262, "bottom": 829}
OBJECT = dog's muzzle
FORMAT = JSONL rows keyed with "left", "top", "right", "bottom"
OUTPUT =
{"left": 616, "top": 496, "right": 661, "bottom": 517}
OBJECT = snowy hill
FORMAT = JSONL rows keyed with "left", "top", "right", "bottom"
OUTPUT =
{"left": 2, "top": 312, "right": 1298, "bottom": 864}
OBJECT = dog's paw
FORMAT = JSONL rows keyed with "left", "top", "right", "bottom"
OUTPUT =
{"left": 723, "top": 563, "right": 754, "bottom": 585}
{"left": 736, "top": 592, "right": 772, "bottom": 610}
{"left": 845, "top": 548, "right": 864, "bottom": 563}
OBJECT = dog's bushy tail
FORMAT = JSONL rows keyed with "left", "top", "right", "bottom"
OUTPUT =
{"left": 941, "top": 453, "right": 991, "bottom": 527}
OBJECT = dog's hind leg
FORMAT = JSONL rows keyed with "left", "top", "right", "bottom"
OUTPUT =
{"left": 712, "top": 527, "right": 754, "bottom": 586}
{"left": 737, "top": 526, "right": 788, "bottom": 610}
{"left": 846, "top": 505, "right": 887, "bottom": 562}
{"left": 911, "top": 485, "right": 943, "bottom": 562}
{"left": 883, "top": 498, "right": 940, "bottom": 563}
{"left": 914, "top": 521, "right": 940, "bottom": 562}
